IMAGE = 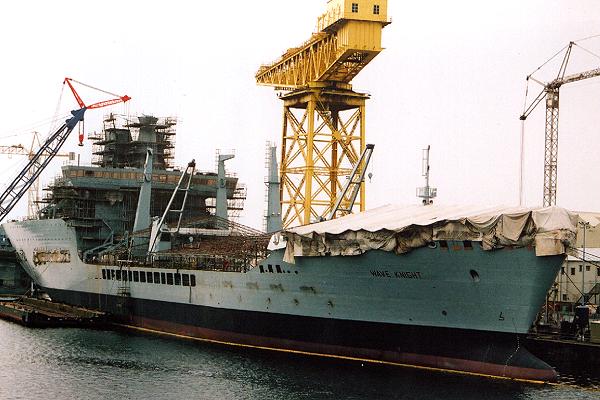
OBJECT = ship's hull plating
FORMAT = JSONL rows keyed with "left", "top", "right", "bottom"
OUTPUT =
{"left": 3, "top": 219, "right": 563, "bottom": 381}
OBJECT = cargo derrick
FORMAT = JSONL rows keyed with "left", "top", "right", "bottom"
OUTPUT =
{"left": 256, "top": 0, "right": 390, "bottom": 227}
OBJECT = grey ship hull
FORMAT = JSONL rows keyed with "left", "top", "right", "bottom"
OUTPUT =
{"left": 44, "top": 285, "right": 556, "bottom": 382}
{"left": 3, "top": 218, "right": 563, "bottom": 381}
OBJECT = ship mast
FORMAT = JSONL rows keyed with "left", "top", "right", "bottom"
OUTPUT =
{"left": 417, "top": 145, "right": 437, "bottom": 205}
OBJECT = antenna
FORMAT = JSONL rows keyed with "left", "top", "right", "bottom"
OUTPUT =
{"left": 416, "top": 145, "right": 437, "bottom": 205}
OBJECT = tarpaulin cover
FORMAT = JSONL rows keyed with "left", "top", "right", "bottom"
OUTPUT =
{"left": 280, "top": 204, "right": 578, "bottom": 263}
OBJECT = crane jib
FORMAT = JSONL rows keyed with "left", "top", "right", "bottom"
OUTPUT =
{"left": 0, "top": 108, "right": 86, "bottom": 222}
{"left": 0, "top": 79, "right": 128, "bottom": 222}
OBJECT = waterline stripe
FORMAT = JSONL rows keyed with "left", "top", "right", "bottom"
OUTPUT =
{"left": 112, "top": 322, "right": 557, "bottom": 386}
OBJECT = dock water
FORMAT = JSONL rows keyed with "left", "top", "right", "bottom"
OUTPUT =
{"left": 1, "top": 294, "right": 599, "bottom": 386}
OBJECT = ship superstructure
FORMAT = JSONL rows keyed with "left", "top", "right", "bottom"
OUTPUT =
{"left": 39, "top": 114, "right": 245, "bottom": 254}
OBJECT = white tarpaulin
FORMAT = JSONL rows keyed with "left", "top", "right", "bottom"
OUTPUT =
{"left": 281, "top": 204, "right": 578, "bottom": 263}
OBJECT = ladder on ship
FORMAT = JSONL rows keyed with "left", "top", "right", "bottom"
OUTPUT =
{"left": 115, "top": 261, "right": 132, "bottom": 316}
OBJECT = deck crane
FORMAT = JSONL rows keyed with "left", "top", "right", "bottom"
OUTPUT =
{"left": 0, "top": 78, "right": 130, "bottom": 222}
{"left": 256, "top": 0, "right": 390, "bottom": 227}
{"left": 520, "top": 41, "right": 600, "bottom": 206}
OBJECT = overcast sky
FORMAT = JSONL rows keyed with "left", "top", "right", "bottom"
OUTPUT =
{"left": 1, "top": 0, "right": 599, "bottom": 229}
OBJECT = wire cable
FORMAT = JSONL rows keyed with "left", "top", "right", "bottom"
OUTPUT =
{"left": 573, "top": 42, "right": 600, "bottom": 61}
{"left": 522, "top": 75, "right": 530, "bottom": 115}
{"left": 67, "top": 78, "right": 123, "bottom": 98}
{"left": 574, "top": 33, "right": 600, "bottom": 43}
{"left": 527, "top": 44, "right": 569, "bottom": 78}
{"left": 0, "top": 113, "right": 70, "bottom": 141}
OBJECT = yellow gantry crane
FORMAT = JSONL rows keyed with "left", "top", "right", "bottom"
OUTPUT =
{"left": 256, "top": 0, "right": 390, "bottom": 227}
{"left": 521, "top": 41, "right": 600, "bottom": 206}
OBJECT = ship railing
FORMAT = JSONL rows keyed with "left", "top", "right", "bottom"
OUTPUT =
{"left": 153, "top": 254, "right": 251, "bottom": 273}
{"left": 96, "top": 253, "right": 257, "bottom": 273}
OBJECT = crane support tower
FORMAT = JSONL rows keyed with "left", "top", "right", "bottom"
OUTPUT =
{"left": 521, "top": 41, "right": 600, "bottom": 206}
{"left": 256, "top": 0, "right": 390, "bottom": 227}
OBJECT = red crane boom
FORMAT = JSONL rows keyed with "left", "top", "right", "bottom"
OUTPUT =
{"left": 63, "top": 78, "right": 131, "bottom": 145}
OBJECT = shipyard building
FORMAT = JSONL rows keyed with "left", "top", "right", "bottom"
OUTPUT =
{"left": 549, "top": 212, "right": 600, "bottom": 311}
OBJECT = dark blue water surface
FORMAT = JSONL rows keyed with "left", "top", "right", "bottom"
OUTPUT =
{"left": 0, "top": 320, "right": 598, "bottom": 400}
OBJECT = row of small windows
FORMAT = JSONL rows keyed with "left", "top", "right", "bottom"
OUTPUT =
{"left": 67, "top": 169, "right": 235, "bottom": 189}
{"left": 259, "top": 264, "right": 298, "bottom": 274}
{"left": 561, "top": 266, "right": 600, "bottom": 276}
{"left": 351, "top": 3, "right": 380, "bottom": 15}
{"left": 101, "top": 268, "right": 196, "bottom": 286}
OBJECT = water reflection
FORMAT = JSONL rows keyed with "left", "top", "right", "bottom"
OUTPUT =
{"left": 0, "top": 321, "right": 598, "bottom": 400}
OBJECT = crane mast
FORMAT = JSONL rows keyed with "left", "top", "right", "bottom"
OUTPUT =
{"left": 0, "top": 78, "right": 130, "bottom": 222}
{"left": 0, "top": 109, "right": 86, "bottom": 221}
{"left": 521, "top": 41, "right": 600, "bottom": 206}
{"left": 0, "top": 133, "right": 74, "bottom": 217}
{"left": 256, "top": 0, "right": 390, "bottom": 227}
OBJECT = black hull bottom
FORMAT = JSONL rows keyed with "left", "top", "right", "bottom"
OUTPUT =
{"left": 43, "top": 287, "right": 557, "bottom": 382}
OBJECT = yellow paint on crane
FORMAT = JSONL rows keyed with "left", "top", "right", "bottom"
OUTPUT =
{"left": 256, "top": 0, "right": 389, "bottom": 89}
{"left": 337, "top": 20, "right": 383, "bottom": 50}
{"left": 319, "top": 0, "right": 388, "bottom": 30}
{"left": 256, "top": 1, "right": 390, "bottom": 228}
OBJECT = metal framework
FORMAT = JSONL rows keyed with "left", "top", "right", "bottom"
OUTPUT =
{"left": 256, "top": 0, "right": 389, "bottom": 227}
{"left": 543, "top": 89, "right": 560, "bottom": 206}
{"left": 0, "top": 109, "right": 85, "bottom": 222}
{"left": 148, "top": 159, "right": 196, "bottom": 255}
{"left": 0, "top": 135, "right": 73, "bottom": 217}
{"left": 328, "top": 143, "right": 374, "bottom": 220}
{"left": 521, "top": 41, "right": 600, "bottom": 206}
{"left": 280, "top": 88, "right": 367, "bottom": 226}
{"left": 255, "top": 33, "right": 381, "bottom": 91}
{"left": 0, "top": 78, "right": 130, "bottom": 222}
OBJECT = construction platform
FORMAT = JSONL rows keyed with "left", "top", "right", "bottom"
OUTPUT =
{"left": 0, "top": 296, "right": 106, "bottom": 328}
